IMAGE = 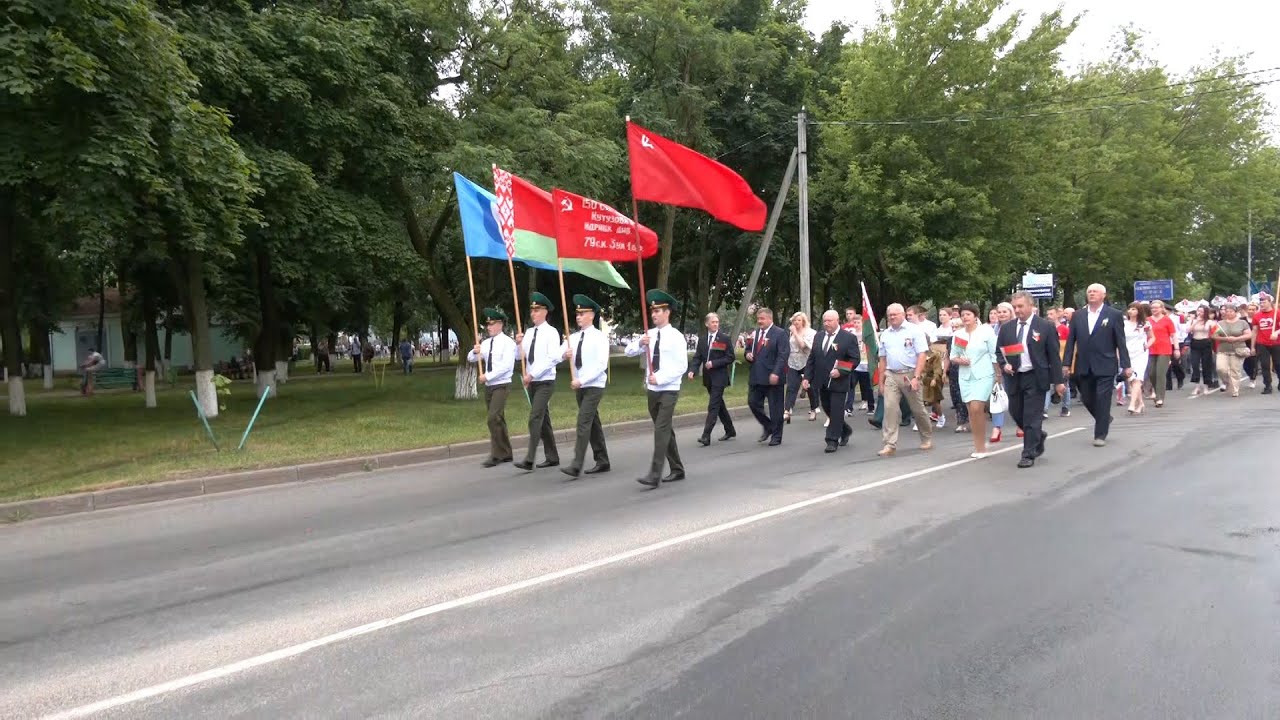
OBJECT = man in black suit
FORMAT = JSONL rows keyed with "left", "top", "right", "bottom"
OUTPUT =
{"left": 1063, "top": 283, "right": 1132, "bottom": 446}
{"left": 745, "top": 307, "right": 790, "bottom": 446}
{"left": 997, "top": 292, "right": 1066, "bottom": 468}
{"left": 688, "top": 312, "right": 737, "bottom": 445}
{"left": 804, "top": 310, "right": 860, "bottom": 452}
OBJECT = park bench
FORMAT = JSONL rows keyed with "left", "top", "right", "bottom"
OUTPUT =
{"left": 92, "top": 367, "right": 138, "bottom": 390}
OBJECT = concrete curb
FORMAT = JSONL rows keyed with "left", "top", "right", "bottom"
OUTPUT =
{"left": 1, "top": 405, "right": 755, "bottom": 523}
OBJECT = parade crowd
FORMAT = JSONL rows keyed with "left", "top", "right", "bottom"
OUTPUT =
{"left": 469, "top": 283, "right": 1280, "bottom": 486}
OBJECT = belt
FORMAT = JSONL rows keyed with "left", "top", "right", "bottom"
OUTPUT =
{"left": 887, "top": 369, "right": 914, "bottom": 374}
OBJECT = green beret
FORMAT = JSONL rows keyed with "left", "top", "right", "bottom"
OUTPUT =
{"left": 529, "top": 291, "right": 555, "bottom": 312}
{"left": 646, "top": 289, "right": 677, "bottom": 310}
{"left": 482, "top": 307, "right": 508, "bottom": 323}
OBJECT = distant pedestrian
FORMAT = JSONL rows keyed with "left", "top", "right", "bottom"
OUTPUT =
{"left": 79, "top": 348, "right": 105, "bottom": 395}
{"left": 398, "top": 339, "right": 413, "bottom": 374}
{"left": 350, "top": 336, "right": 363, "bottom": 373}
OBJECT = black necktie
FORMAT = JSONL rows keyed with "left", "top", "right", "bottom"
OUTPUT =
{"left": 529, "top": 327, "right": 538, "bottom": 364}
{"left": 825, "top": 333, "right": 834, "bottom": 353}
{"left": 487, "top": 338, "right": 493, "bottom": 369}
{"left": 708, "top": 333, "right": 714, "bottom": 350}
{"left": 575, "top": 333, "right": 584, "bottom": 369}
{"left": 652, "top": 329, "right": 661, "bottom": 371}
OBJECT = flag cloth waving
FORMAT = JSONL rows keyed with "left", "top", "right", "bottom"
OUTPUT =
{"left": 458, "top": 172, "right": 630, "bottom": 289}
{"left": 552, "top": 188, "right": 659, "bottom": 262}
{"left": 626, "top": 121, "right": 767, "bottom": 232}
{"left": 861, "top": 281, "right": 881, "bottom": 385}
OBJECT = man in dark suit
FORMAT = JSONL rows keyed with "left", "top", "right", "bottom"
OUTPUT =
{"left": 745, "top": 307, "right": 790, "bottom": 446}
{"left": 1063, "top": 283, "right": 1132, "bottom": 446}
{"left": 688, "top": 312, "right": 737, "bottom": 445}
{"left": 804, "top": 310, "right": 861, "bottom": 452}
{"left": 997, "top": 292, "right": 1066, "bottom": 468}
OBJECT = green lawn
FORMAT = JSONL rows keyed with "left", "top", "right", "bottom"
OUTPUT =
{"left": 0, "top": 358, "right": 748, "bottom": 503}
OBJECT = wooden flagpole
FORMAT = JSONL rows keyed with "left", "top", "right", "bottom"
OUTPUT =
{"left": 625, "top": 116, "right": 655, "bottom": 372}
{"left": 464, "top": 256, "right": 485, "bottom": 376}
{"left": 557, "top": 259, "right": 576, "bottom": 382}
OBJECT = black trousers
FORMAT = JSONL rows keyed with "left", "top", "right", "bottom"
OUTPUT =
{"left": 1189, "top": 339, "right": 1216, "bottom": 386}
{"left": 1075, "top": 373, "right": 1115, "bottom": 441}
{"left": 820, "top": 386, "right": 851, "bottom": 445}
{"left": 524, "top": 380, "right": 559, "bottom": 464}
{"left": 748, "top": 383, "right": 785, "bottom": 440}
{"left": 351, "top": 354, "right": 362, "bottom": 372}
{"left": 785, "top": 366, "right": 818, "bottom": 412}
{"left": 1165, "top": 351, "right": 1185, "bottom": 388}
{"left": 1007, "top": 371, "right": 1046, "bottom": 459}
{"left": 1258, "top": 344, "right": 1280, "bottom": 389}
{"left": 702, "top": 384, "right": 735, "bottom": 438}
{"left": 484, "top": 384, "right": 513, "bottom": 460}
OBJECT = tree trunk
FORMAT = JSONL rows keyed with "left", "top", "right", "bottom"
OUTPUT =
{"left": 170, "top": 248, "right": 218, "bottom": 417}
{"left": 394, "top": 176, "right": 474, "bottom": 346}
{"left": 252, "top": 248, "right": 279, "bottom": 398}
{"left": 163, "top": 314, "right": 173, "bottom": 371}
{"left": 657, "top": 206, "right": 676, "bottom": 289}
{"left": 0, "top": 192, "right": 24, "bottom": 416}
{"left": 142, "top": 283, "right": 160, "bottom": 408}
{"left": 454, "top": 361, "right": 477, "bottom": 400}
{"left": 694, "top": 245, "right": 711, "bottom": 319}
{"left": 96, "top": 273, "right": 106, "bottom": 355}
{"left": 709, "top": 252, "right": 727, "bottom": 314}
{"left": 391, "top": 297, "right": 404, "bottom": 348}
{"left": 25, "top": 319, "right": 48, "bottom": 382}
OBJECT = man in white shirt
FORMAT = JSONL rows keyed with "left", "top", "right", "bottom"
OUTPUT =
{"left": 514, "top": 292, "right": 562, "bottom": 471}
{"left": 558, "top": 294, "right": 611, "bottom": 478}
{"left": 468, "top": 307, "right": 517, "bottom": 467}
{"left": 625, "top": 289, "right": 689, "bottom": 487}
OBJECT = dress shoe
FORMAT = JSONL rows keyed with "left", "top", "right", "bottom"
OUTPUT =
{"left": 719, "top": 432, "right": 736, "bottom": 441}
{"left": 696, "top": 436, "right": 711, "bottom": 447}
{"left": 1017, "top": 457, "right": 1035, "bottom": 468}
{"left": 560, "top": 466, "right": 582, "bottom": 478}
{"left": 536, "top": 459, "right": 559, "bottom": 469}
{"left": 758, "top": 432, "right": 770, "bottom": 443}
{"left": 513, "top": 460, "right": 534, "bottom": 471}
{"left": 481, "top": 457, "right": 500, "bottom": 468}
{"left": 662, "top": 471, "right": 685, "bottom": 482}
{"left": 824, "top": 442, "right": 837, "bottom": 453}
{"left": 584, "top": 463, "right": 610, "bottom": 475}
{"left": 768, "top": 437, "right": 782, "bottom": 446}
{"left": 839, "top": 431, "right": 851, "bottom": 447}
{"left": 636, "top": 474, "right": 660, "bottom": 488}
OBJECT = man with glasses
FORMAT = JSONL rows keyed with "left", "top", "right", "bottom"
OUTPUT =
{"left": 468, "top": 307, "right": 517, "bottom": 467}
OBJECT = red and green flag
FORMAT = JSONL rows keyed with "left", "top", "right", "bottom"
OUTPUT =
{"left": 861, "top": 281, "right": 880, "bottom": 384}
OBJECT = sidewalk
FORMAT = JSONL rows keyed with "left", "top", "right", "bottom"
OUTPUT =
{"left": 1, "top": 405, "right": 755, "bottom": 523}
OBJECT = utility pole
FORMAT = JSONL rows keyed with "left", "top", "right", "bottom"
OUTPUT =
{"left": 797, "top": 108, "right": 811, "bottom": 320}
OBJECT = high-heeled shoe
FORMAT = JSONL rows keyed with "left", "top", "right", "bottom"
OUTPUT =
{"left": 808, "top": 410, "right": 817, "bottom": 421}
{"left": 989, "top": 428, "right": 1002, "bottom": 443}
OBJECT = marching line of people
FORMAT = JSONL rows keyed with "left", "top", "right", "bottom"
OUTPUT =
{"left": 468, "top": 282, "right": 1279, "bottom": 487}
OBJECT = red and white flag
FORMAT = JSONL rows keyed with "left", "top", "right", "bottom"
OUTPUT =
{"left": 552, "top": 188, "right": 659, "bottom": 262}
{"left": 491, "top": 165, "right": 517, "bottom": 259}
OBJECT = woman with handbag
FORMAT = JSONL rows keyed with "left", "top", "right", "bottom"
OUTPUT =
{"left": 988, "top": 302, "right": 1014, "bottom": 444}
{"left": 950, "top": 302, "right": 1001, "bottom": 458}
{"left": 1214, "top": 305, "right": 1253, "bottom": 397}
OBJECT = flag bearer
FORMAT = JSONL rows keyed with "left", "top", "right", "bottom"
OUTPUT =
{"left": 559, "top": 294, "right": 611, "bottom": 478}
{"left": 468, "top": 307, "right": 517, "bottom": 467}
{"left": 514, "top": 292, "right": 561, "bottom": 471}
{"left": 625, "top": 289, "right": 689, "bottom": 488}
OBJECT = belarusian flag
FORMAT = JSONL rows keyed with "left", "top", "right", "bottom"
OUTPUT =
{"left": 861, "top": 281, "right": 880, "bottom": 384}
{"left": 492, "top": 166, "right": 631, "bottom": 289}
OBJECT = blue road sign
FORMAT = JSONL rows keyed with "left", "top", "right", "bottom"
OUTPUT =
{"left": 1249, "top": 280, "right": 1274, "bottom": 296}
{"left": 1134, "top": 279, "right": 1174, "bottom": 302}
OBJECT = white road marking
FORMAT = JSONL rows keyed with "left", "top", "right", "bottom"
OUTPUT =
{"left": 44, "top": 426, "right": 1085, "bottom": 719}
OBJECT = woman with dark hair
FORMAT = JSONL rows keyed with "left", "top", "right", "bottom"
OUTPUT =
{"left": 950, "top": 302, "right": 999, "bottom": 458}
{"left": 1124, "top": 302, "right": 1153, "bottom": 415}
{"left": 1188, "top": 305, "right": 1216, "bottom": 396}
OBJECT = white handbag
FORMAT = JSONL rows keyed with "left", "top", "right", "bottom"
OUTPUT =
{"left": 989, "top": 382, "right": 1009, "bottom": 415}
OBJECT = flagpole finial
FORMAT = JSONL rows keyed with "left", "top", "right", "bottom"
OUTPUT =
{"left": 625, "top": 115, "right": 631, "bottom": 122}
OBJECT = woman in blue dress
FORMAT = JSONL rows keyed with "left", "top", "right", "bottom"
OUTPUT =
{"left": 950, "top": 302, "right": 1001, "bottom": 458}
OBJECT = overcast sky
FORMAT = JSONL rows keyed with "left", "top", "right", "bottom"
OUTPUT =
{"left": 804, "top": 0, "right": 1279, "bottom": 131}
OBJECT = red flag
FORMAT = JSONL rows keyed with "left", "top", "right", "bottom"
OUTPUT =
{"left": 626, "top": 121, "right": 767, "bottom": 231}
{"left": 551, "top": 188, "right": 659, "bottom": 261}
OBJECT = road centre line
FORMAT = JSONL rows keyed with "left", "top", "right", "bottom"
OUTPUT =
{"left": 45, "top": 426, "right": 1085, "bottom": 719}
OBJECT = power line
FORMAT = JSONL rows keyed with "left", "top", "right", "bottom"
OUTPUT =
{"left": 809, "top": 77, "right": 1280, "bottom": 127}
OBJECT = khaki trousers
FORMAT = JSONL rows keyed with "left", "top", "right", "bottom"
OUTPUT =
{"left": 882, "top": 371, "right": 933, "bottom": 448}
{"left": 1216, "top": 352, "right": 1245, "bottom": 395}
{"left": 484, "top": 384, "right": 512, "bottom": 460}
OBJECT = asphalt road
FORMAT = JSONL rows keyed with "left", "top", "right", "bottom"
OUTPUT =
{"left": 3, "top": 389, "right": 1278, "bottom": 719}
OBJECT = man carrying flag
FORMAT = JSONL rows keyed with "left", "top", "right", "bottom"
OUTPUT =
{"left": 625, "top": 289, "right": 689, "bottom": 488}
{"left": 557, "top": 294, "right": 611, "bottom": 478}
{"left": 514, "top": 292, "right": 562, "bottom": 471}
{"left": 803, "top": 310, "right": 860, "bottom": 453}
{"left": 468, "top": 308, "right": 517, "bottom": 467}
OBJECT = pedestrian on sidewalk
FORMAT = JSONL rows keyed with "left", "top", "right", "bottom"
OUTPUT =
{"left": 468, "top": 308, "right": 516, "bottom": 468}
{"left": 626, "top": 290, "right": 688, "bottom": 488}
{"left": 514, "top": 292, "right": 561, "bottom": 471}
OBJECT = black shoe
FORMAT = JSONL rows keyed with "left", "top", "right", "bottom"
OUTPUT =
{"left": 636, "top": 474, "right": 660, "bottom": 488}
{"left": 825, "top": 442, "right": 837, "bottom": 454}
{"left": 662, "top": 471, "right": 685, "bottom": 482}
{"left": 513, "top": 460, "right": 534, "bottom": 471}
{"left": 1034, "top": 444, "right": 1045, "bottom": 458}
{"left": 1017, "top": 457, "right": 1035, "bottom": 468}
{"left": 560, "top": 466, "right": 582, "bottom": 478}
{"left": 536, "top": 459, "right": 559, "bottom": 469}
{"left": 481, "top": 457, "right": 500, "bottom": 468}
{"left": 696, "top": 436, "right": 711, "bottom": 446}
{"left": 758, "top": 432, "right": 770, "bottom": 443}
{"left": 768, "top": 437, "right": 782, "bottom": 446}
{"left": 584, "top": 463, "right": 611, "bottom": 475}
{"left": 1263, "top": 387, "right": 1273, "bottom": 395}
{"left": 719, "top": 432, "right": 736, "bottom": 441}
{"left": 840, "top": 428, "right": 852, "bottom": 447}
